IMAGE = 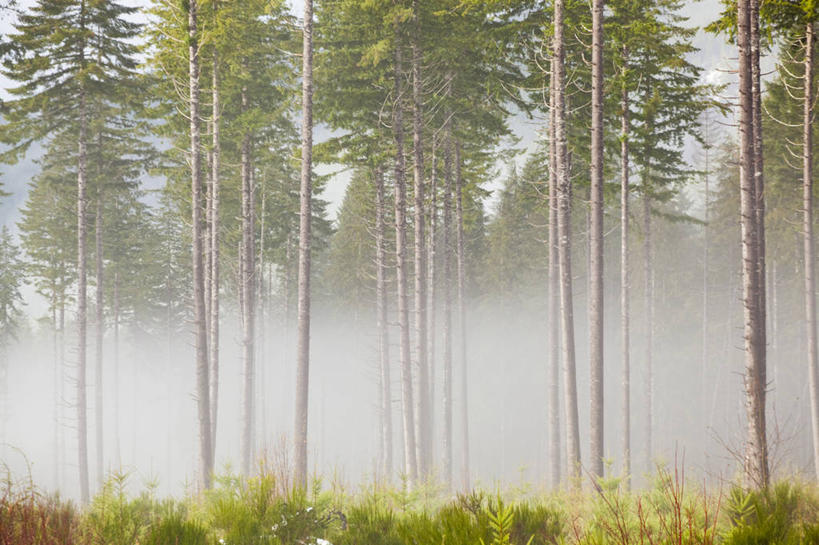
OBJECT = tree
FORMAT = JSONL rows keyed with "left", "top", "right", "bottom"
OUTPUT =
{"left": 0, "top": 226, "right": 24, "bottom": 445}
{"left": 588, "top": 0, "right": 605, "bottom": 482}
{"left": 736, "top": 0, "right": 769, "bottom": 488}
{"left": 294, "top": 0, "right": 314, "bottom": 488}
{"left": 553, "top": 0, "right": 581, "bottom": 484}
{"left": 0, "top": 0, "right": 140, "bottom": 501}
{"left": 184, "top": 0, "right": 213, "bottom": 491}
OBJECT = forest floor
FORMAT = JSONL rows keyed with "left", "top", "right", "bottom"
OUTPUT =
{"left": 2, "top": 466, "right": 819, "bottom": 544}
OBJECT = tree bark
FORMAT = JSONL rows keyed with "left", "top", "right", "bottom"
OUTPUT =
{"left": 52, "top": 300, "right": 59, "bottom": 487}
{"left": 393, "top": 29, "right": 418, "bottom": 487}
{"left": 454, "top": 140, "right": 470, "bottom": 491}
{"left": 240, "top": 88, "right": 255, "bottom": 476}
{"left": 411, "top": 0, "right": 429, "bottom": 479}
{"left": 428, "top": 137, "right": 437, "bottom": 464}
{"left": 186, "top": 0, "right": 213, "bottom": 491}
{"left": 750, "top": 0, "right": 766, "bottom": 369}
{"left": 113, "top": 271, "right": 120, "bottom": 469}
{"left": 802, "top": 21, "right": 819, "bottom": 482}
{"left": 619, "top": 63, "right": 631, "bottom": 488}
{"left": 547, "top": 55, "right": 561, "bottom": 490}
{"left": 442, "top": 122, "right": 454, "bottom": 488}
{"left": 643, "top": 189, "right": 653, "bottom": 471}
{"left": 77, "top": 61, "right": 90, "bottom": 507}
{"left": 375, "top": 165, "right": 393, "bottom": 480}
{"left": 94, "top": 183, "right": 104, "bottom": 490}
{"left": 554, "top": 0, "right": 580, "bottom": 484}
{"left": 209, "top": 47, "right": 221, "bottom": 463}
{"left": 737, "top": 0, "right": 768, "bottom": 488}
{"left": 702, "top": 110, "right": 711, "bottom": 457}
{"left": 589, "top": 0, "right": 605, "bottom": 482}
{"left": 294, "top": 0, "right": 314, "bottom": 488}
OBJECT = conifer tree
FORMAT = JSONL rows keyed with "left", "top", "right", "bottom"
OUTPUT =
{"left": 0, "top": 0, "right": 140, "bottom": 502}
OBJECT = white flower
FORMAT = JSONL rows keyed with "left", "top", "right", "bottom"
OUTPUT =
{"left": 306, "top": 506, "right": 314, "bottom": 513}
{"left": 316, "top": 538, "right": 333, "bottom": 545}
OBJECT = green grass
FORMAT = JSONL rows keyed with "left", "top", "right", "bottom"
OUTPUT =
{"left": 2, "top": 467, "right": 818, "bottom": 545}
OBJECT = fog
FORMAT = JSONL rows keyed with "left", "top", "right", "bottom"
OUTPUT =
{"left": 2, "top": 189, "right": 815, "bottom": 502}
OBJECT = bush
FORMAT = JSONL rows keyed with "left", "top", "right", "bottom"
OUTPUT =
{"left": 0, "top": 478, "right": 78, "bottom": 545}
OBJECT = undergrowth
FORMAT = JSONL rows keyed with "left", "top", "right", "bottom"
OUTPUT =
{"left": 1, "top": 466, "right": 818, "bottom": 545}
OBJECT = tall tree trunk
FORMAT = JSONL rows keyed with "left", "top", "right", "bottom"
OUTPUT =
{"left": 59, "top": 301, "right": 66, "bottom": 490}
{"left": 428, "top": 137, "right": 437, "bottom": 464}
{"left": 619, "top": 65, "right": 631, "bottom": 488}
{"left": 737, "top": 0, "right": 768, "bottom": 488}
{"left": 186, "top": 0, "right": 213, "bottom": 491}
{"left": 94, "top": 185, "right": 104, "bottom": 490}
{"left": 258, "top": 182, "right": 267, "bottom": 452}
{"left": 547, "top": 56, "right": 561, "bottom": 490}
{"left": 802, "top": 21, "right": 819, "bottom": 483}
{"left": 294, "top": 0, "right": 314, "bottom": 488}
{"left": 454, "top": 140, "right": 470, "bottom": 491}
{"left": 411, "top": 0, "right": 429, "bottom": 478}
{"left": 702, "top": 110, "right": 711, "bottom": 454}
{"left": 240, "top": 89, "right": 255, "bottom": 475}
{"left": 77, "top": 70, "right": 90, "bottom": 506}
{"left": 750, "top": 0, "right": 766, "bottom": 368}
{"left": 209, "top": 47, "right": 221, "bottom": 461}
{"left": 554, "top": 0, "right": 580, "bottom": 484}
{"left": 393, "top": 29, "right": 418, "bottom": 487}
{"left": 442, "top": 122, "right": 454, "bottom": 488}
{"left": 643, "top": 189, "right": 653, "bottom": 471}
{"left": 52, "top": 300, "right": 59, "bottom": 487}
{"left": 375, "top": 165, "right": 393, "bottom": 480}
{"left": 589, "top": 0, "right": 605, "bottom": 482}
{"left": 113, "top": 271, "right": 120, "bottom": 469}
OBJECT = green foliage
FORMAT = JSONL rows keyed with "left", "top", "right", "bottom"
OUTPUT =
{"left": 0, "top": 226, "right": 24, "bottom": 346}
{"left": 79, "top": 473, "right": 153, "bottom": 545}
{"left": 722, "top": 482, "right": 818, "bottom": 545}
{"left": 205, "top": 471, "right": 340, "bottom": 545}
{"left": 2, "top": 472, "right": 819, "bottom": 545}
{"left": 144, "top": 513, "right": 209, "bottom": 545}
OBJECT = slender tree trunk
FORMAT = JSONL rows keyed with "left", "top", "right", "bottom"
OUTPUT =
{"left": 294, "top": 0, "right": 314, "bottom": 488}
{"left": 59, "top": 301, "right": 66, "bottom": 490}
{"left": 77, "top": 72, "right": 90, "bottom": 506}
{"left": 393, "top": 30, "right": 418, "bottom": 487}
{"left": 428, "top": 137, "right": 437, "bottom": 464}
{"left": 240, "top": 90, "right": 255, "bottom": 476}
{"left": 619, "top": 67, "right": 631, "bottom": 488}
{"left": 52, "top": 300, "right": 59, "bottom": 487}
{"left": 643, "top": 189, "right": 653, "bottom": 471}
{"left": 209, "top": 49, "right": 221, "bottom": 461}
{"left": 186, "top": 0, "right": 213, "bottom": 491}
{"left": 547, "top": 56, "right": 561, "bottom": 490}
{"left": 113, "top": 271, "right": 120, "bottom": 469}
{"left": 410, "top": 0, "right": 429, "bottom": 478}
{"left": 375, "top": 165, "right": 393, "bottom": 480}
{"left": 442, "top": 122, "right": 454, "bottom": 488}
{"left": 802, "top": 21, "right": 819, "bottom": 482}
{"left": 737, "top": 0, "right": 768, "bottom": 488}
{"left": 258, "top": 182, "right": 267, "bottom": 452}
{"left": 750, "top": 0, "right": 766, "bottom": 369}
{"left": 589, "top": 0, "right": 605, "bottom": 482}
{"left": 454, "top": 140, "right": 471, "bottom": 491}
{"left": 94, "top": 184, "right": 104, "bottom": 490}
{"left": 554, "top": 0, "right": 580, "bottom": 484}
{"left": 702, "top": 111, "right": 711, "bottom": 452}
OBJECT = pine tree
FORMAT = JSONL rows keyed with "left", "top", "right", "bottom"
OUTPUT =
{"left": 0, "top": 226, "right": 24, "bottom": 446}
{"left": 0, "top": 0, "right": 140, "bottom": 503}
